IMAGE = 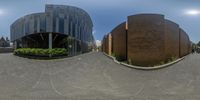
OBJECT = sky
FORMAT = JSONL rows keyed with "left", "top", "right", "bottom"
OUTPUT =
{"left": 0, "top": 0, "right": 200, "bottom": 43}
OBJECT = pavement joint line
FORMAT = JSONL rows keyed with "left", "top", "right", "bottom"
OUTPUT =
{"left": 103, "top": 52, "right": 185, "bottom": 70}
{"left": 50, "top": 76, "right": 64, "bottom": 96}
{"left": 31, "top": 70, "right": 44, "bottom": 89}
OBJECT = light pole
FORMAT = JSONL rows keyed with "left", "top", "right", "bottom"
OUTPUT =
{"left": 49, "top": 33, "right": 52, "bottom": 57}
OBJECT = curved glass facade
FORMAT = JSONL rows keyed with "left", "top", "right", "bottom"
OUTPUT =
{"left": 10, "top": 5, "right": 95, "bottom": 55}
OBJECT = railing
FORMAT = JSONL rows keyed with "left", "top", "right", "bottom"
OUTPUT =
{"left": 0, "top": 47, "right": 14, "bottom": 53}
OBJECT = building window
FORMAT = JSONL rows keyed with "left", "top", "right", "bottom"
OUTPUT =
{"left": 59, "top": 18, "right": 64, "bottom": 33}
{"left": 34, "top": 17, "right": 37, "bottom": 33}
{"left": 40, "top": 17, "right": 46, "bottom": 32}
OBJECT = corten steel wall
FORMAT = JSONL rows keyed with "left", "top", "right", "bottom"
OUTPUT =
{"left": 104, "top": 37, "right": 106, "bottom": 53}
{"left": 165, "top": 20, "right": 180, "bottom": 58}
{"left": 104, "top": 34, "right": 112, "bottom": 55}
{"left": 101, "top": 40, "right": 103, "bottom": 52}
{"left": 180, "top": 28, "right": 190, "bottom": 57}
{"left": 103, "top": 35, "right": 108, "bottom": 54}
{"left": 102, "top": 36, "right": 106, "bottom": 53}
{"left": 105, "top": 36, "right": 108, "bottom": 54}
{"left": 102, "top": 34, "right": 112, "bottom": 55}
{"left": 111, "top": 22, "right": 127, "bottom": 59}
{"left": 105, "top": 14, "right": 191, "bottom": 66}
{"left": 127, "top": 14, "right": 166, "bottom": 66}
{"left": 108, "top": 34, "right": 112, "bottom": 55}
{"left": 102, "top": 37, "right": 105, "bottom": 52}
{"left": 102, "top": 39, "right": 105, "bottom": 53}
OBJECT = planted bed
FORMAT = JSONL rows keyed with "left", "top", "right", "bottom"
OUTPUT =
{"left": 14, "top": 48, "right": 68, "bottom": 59}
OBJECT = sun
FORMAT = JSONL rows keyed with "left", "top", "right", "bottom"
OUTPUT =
{"left": 185, "top": 9, "right": 200, "bottom": 16}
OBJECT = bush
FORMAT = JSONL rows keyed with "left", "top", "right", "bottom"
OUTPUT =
{"left": 111, "top": 53, "right": 125, "bottom": 61}
{"left": 165, "top": 56, "right": 177, "bottom": 63}
{"left": 14, "top": 48, "right": 68, "bottom": 57}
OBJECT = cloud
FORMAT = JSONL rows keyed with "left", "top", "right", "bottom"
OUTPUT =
{"left": 95, "top": 40, "right": 101, "bottom": 47}
{"left": 56, "top": 0, "right": 136, "bottom": 10}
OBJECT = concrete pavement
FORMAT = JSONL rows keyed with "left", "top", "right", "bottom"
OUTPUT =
{"left": 0, "top": 52, "right": 200, "bottom": 100}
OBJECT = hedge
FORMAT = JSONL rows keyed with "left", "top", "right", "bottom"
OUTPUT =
{"left": 14, "top": 48, "right": 68, "bottom": 57}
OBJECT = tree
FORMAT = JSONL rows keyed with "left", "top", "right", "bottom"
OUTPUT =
{"left": 197, "top": 41, "right": 200, "bottom": 47}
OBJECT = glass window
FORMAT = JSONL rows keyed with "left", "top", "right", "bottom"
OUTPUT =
{"left": 59, "top": 18, "right": 64, "bottom": 33}
{"left": 34, "top": 16, "right": 37, "bottom": 33}
{"left": 53, "top": 16, "right": 56, "bottom": 32}
{"left": 72, "top": 23, "right": 75, "bottom": 37}
{"left": 40, "top": 16, "right": 46, "bottom": 32}
{"left": 25, "top": 21, "right": 29, "bottom": 35}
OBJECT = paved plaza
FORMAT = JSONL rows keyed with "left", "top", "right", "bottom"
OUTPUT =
{"left": 0, "top": 52, "right": 200, "bottom": 100}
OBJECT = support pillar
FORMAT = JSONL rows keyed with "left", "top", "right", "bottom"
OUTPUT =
{"left": 14, "top": 41, "right": 17, "bottom": 49}
{"left": 49, "top": 33, "right": 52, "bottom": 49}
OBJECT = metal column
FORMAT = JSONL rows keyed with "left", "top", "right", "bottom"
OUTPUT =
{"left": 49, "top": 33, "right": 52, "bottom": 49}
{"left": 14, "top": 41, "right": 17, "bottom": 49}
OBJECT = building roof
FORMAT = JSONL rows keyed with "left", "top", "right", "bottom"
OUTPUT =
{"left": 0, "top": 37, "right": 6, "bottom": 42}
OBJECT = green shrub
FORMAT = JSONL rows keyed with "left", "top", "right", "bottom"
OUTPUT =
{"left": 14, "top": 48, "right": 68, "bottom": 57}
{"left": 165, "top": 56, "right": 177, "bottom": 63}
{"left": 111, "top": 53, "right": 116, "bottom": 57}
{"left": 115, "top": 55, "right": 125, "bottom": 61}
{"left": 111, "top": 53, "right": 125, "bottom": 61}
{"left": 154, "top": 56, "right": 178, "bottom": 66}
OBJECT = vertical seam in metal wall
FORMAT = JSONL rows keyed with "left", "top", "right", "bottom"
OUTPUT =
{"left": 179, "top": 28, "right": 181, "bottom": 57}
{"left": 126, "top": 22, "right": 128, "bottom": 60}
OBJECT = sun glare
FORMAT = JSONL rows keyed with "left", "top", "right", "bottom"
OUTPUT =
{"left": 185, "top": 9, "right": 200, "bottom": 16}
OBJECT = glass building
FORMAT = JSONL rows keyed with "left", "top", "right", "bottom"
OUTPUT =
{"left": 10, "top": 4, "right": 95, "bottom": 55}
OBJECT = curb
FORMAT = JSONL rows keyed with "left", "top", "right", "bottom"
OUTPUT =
{"left": 14, "top": 51, "right": 95, "bottom": 61}
{"left": 103, "top": 53, "right": 185, "bottom": 70}
{"left": 14, "top": 53, "right": 68, "bottom": 60}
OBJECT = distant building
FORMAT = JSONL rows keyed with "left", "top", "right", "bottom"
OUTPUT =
{"left": 0, "top": 37, "right": 10, "bottom": 47}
